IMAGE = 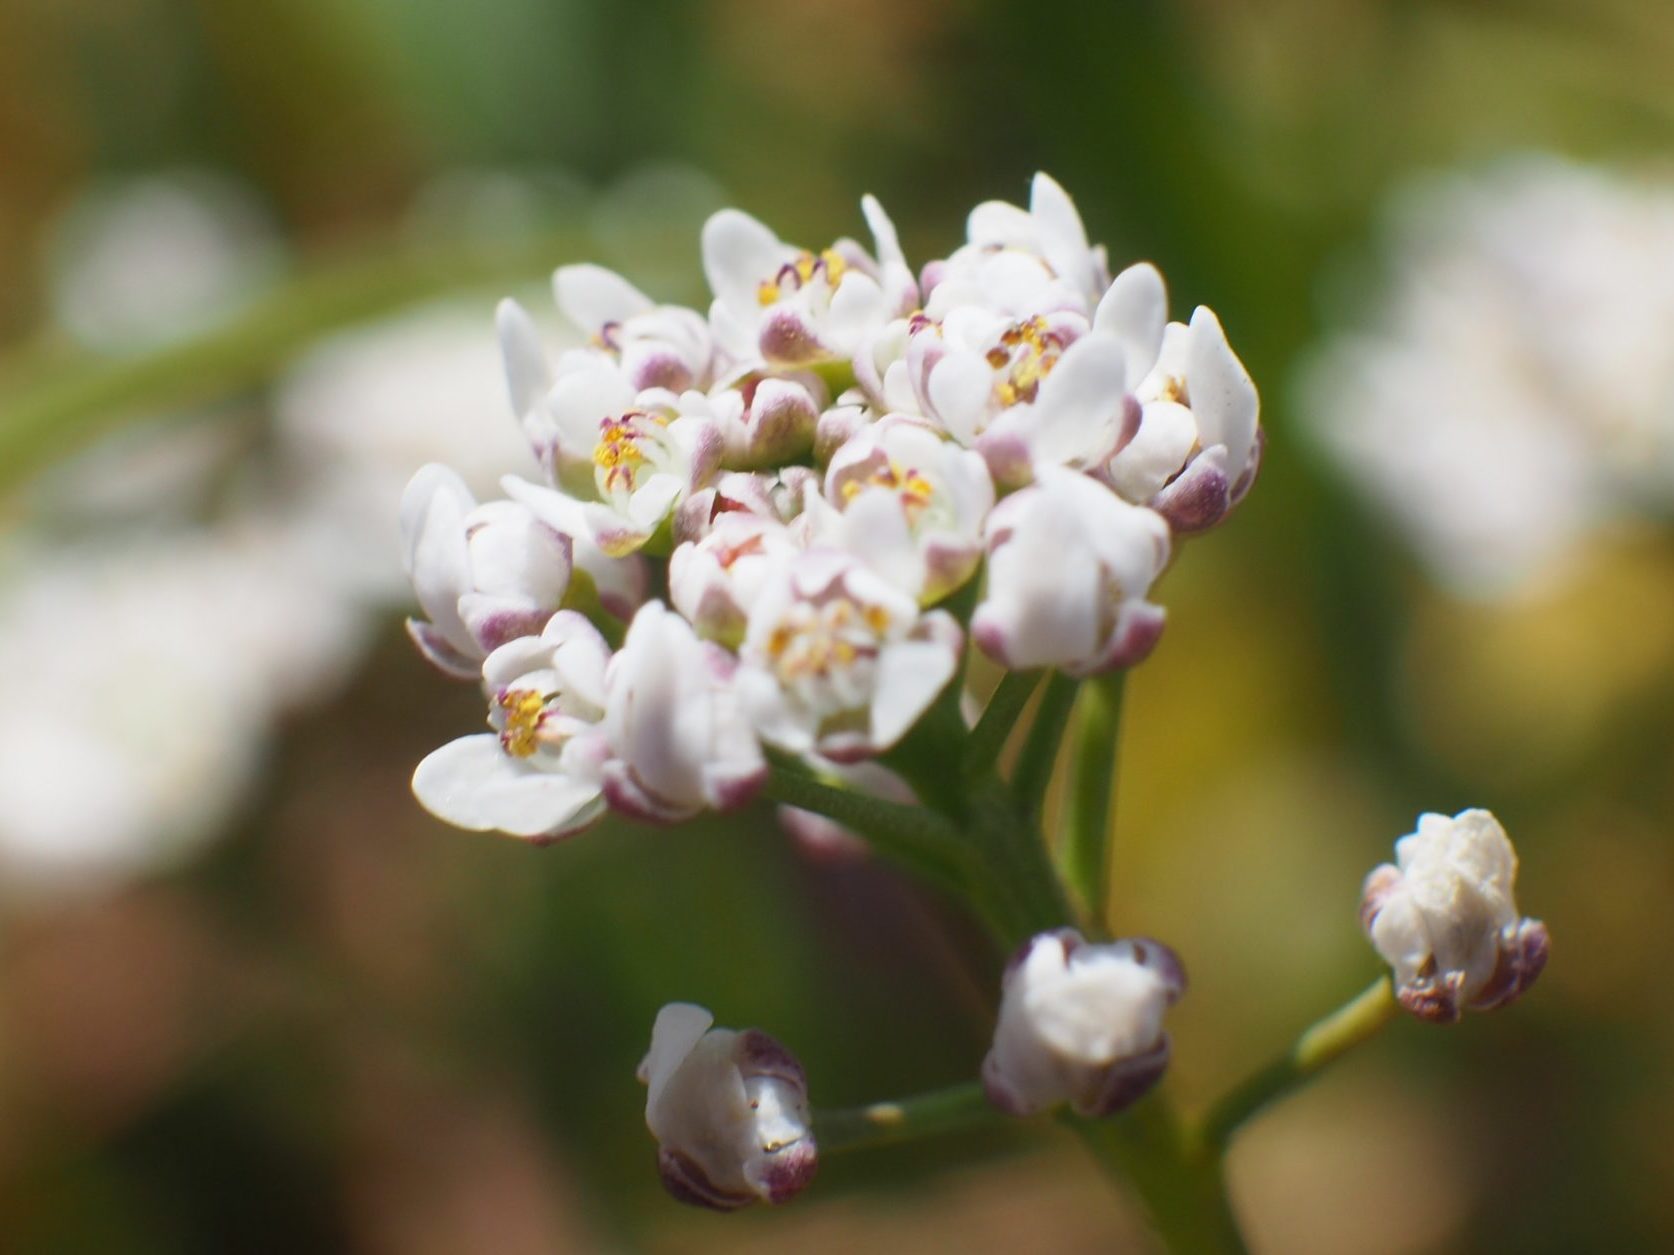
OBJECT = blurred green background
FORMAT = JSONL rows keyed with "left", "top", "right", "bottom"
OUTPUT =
{"left": 3, "top": 1, "right": 1673, "bottom": 1251}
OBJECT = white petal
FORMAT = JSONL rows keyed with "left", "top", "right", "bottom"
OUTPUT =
{"left": 702, "top": 209, "right": 786, "bottom": 315}
{"left": 870, "top": 639, "right": 957, "bottom": 750}
{"left": 927, "top": 350, "right": 995, "bottom": 444}
{"left": 1094, "top": 263, "right": 1167, "bottom": 384}
{"left": 497, "top": 298, "right": 552, "bottom": 420}
{"left": 553, "top": 263, "right": 654, "bottom": 331}
{"left": 1186, "top": 306, "right": 1259, "bottom": 475}
{"left": 640, "top": 1002, "right": 715, "bottom": 1100}
{"left": 1030, "top": 332, "right": 1130, "bottom": 466}
{"left": 412, "top": 735, "right": 602, "bottom": 838}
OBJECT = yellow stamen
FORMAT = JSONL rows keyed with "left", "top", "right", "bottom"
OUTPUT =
{"left": 497, "top": 689, "right": 548, "bottom": 758}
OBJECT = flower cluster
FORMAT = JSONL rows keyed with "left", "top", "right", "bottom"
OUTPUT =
{"left": 404, "top": 174, "right": 1260, "bottom": 840}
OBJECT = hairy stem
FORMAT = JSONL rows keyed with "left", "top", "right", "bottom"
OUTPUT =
{"left": 1060, "top": 670, "right": 1127, "bottom": 928}
{"left": 814, "top": 1082, "right": 999, "bottom": 1153}
{"left": 1194, "top": 975, "right": 1399, "bottom": 1154}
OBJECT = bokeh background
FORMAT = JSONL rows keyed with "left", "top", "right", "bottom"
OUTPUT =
{"left": 3, "top": 1, "right": 1673, "bottom": 1251}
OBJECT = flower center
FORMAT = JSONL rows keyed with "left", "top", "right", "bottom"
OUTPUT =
{"left": 765, "top": 596, "right": 891, "bottom": 686}
{"left": 986, "top": 316, "right": 1066, "bottom": 406}
{"left": 592, "top": 410, "right": 672, "bottom": 500}
{"left": 757, "top": 248, "right": 850, "bottom": 306}
{"left": 840, "top": 458, "right": 936, "bottom": 523}
{"left": 496, "top": 688, "right": 552, "bottom": 758}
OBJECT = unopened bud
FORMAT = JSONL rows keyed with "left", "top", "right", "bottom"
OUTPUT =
{"left": 638, "top": 1003, "right": 818, "bottom": 1210}
{"left": 1361, "top": 808, "right": 1549, "bottom": 1024}
{"left": 982, "top": 929, "right": 1185, "bottom": 1118}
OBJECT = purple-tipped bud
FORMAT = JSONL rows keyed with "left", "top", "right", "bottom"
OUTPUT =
{"left": 1361, "top": 808, "right": 1548, "bottom": 1024}
{"left": 639, "top": 1004, "right": 817, "bottom": 1211}
{"left": 982, "top": 929, "right": 1185, "bottom": 1119}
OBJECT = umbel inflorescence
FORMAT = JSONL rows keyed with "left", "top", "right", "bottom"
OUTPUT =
{"left": 399, "top": 175, "right": 1545, "bottom": 1230}
{"left": 403, "top": 174, "right": 1258, "bottom": 837}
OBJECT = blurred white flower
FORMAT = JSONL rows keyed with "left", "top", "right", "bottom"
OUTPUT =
{"left": 0, "top": 529, "right": 363, "bottom": 898}
{"left": 983, "top": 929, "right": 1185, "bottom": 1118}
{"left": 1361, "top": 808, "right": 1549, "bottom": 1024}
{"left": 47, "top": 170, "right": 283, "bottom": 350}
{"left": 275, "top": 301, "right": 546, "bottom": 600}
{"left": 639, "top": 1003, "right": 817, "bottom": 1211}
{"left": 1304, "top": 158, "right": 1674, "bottom": 597}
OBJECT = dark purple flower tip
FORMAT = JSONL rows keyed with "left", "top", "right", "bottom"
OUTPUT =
{"left": 755, "top": 1137, "right": 819, "bottom": 1206}
{"left": 1152, "top": 452, "right": 1231, "bottom": 535}
{"left": 1123, "top": 936, "right": 1188, "bottom": 1002}
{"left": 1397, "top": 969, "right": 1466, "bottom": 1025}
{"left": 657, "top": 1147, "right": 755, "bottom": 1212}
{"left": 1076, "top": 1033, "right": 1172, "bottom": 1118}
{"left": 1470, "top": 918, "right": 1550, "bottom": 1012}
{"left": 733, "top": 1029, "right": 809, "bottom": 1094}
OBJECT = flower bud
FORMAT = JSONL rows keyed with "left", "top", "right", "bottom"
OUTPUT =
{"left": 1361, "top": 808, "right": 1549, "bottom": 1024}
{"left": 400, "top": 464, "right": 572, "bottom": 677}
{"left": 639, "top": 1003, "right": 817, "bottom": 1211}
{"left": 982, "top": 929, "right": 1185, "bottom": 1118}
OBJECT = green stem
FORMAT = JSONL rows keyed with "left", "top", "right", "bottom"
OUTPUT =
{"left": 1009, "top": 672, "right": 1079, "bottom": 817}
{"left": 1072, "top": 1107, "right": 1248, "bottom": 1254}
{"left": 964, "top": 669, "right": 1043, "bottom": 778}
{"left": 762, "top": 763, "right": 1026, "bottom": 940}
{"left": 1194, "top": 975, "right": 1399, "bottom": 1154}
{"left": 0, "top": 228, "right": 592, "bottom": 493}
{"left": 814, "top": 1082, "right": 998, "bottom": 1153}
{"left": 1060, "top": 670, "right": 1127, "bottom": 928}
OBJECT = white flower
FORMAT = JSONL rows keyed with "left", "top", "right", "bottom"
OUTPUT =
{"left": 411, "top": 611, "right": 612, "bottom": 841}
{"left": 702, "top": 195, "right": 916, "bottom": 367}
{"left": 736, "top": 551, "right": 962, "bottom": 762}
{"left": 983, "top": 929, "right": 1185, "bottom": 1118}
{"left": 669, "top": 510, "right": 800, "bottom": 648}
{"left": 922, "top": 172, "right": 1109, "bottom": 320}
{"left": 973, "top": 467, "right": 1170, "bottom": 675}
{"left": 1361, "top": 808, "right": 1549, "bottom": 1024}
{"left": 810, "top": 414, "right": 994, "bottom": 603}
{"left": 602, "top": 601, "right": 766, "bottom": 821}
{"left": 497, "top": 324, "right": 723, "bottom": 556}
{"left": 639, "top": 1003, "right": 817, "bottom": 1211}
{"left": 0, "top": 529, "right": 363, "bottom": 899}
{"left": 48, "top": 169, "right": 282, "bottom": 350}
{"left": 1102, "top": 304, "right": 1262, "bottom": 533}
{"left": 1303, "top": 158, "right": 1674, "bottom": 597}
{"left": 552, "top": 263, "right": 716, "bottom": 392}
{"left": 400, "top": 465, "right": 574, "bottom": 678}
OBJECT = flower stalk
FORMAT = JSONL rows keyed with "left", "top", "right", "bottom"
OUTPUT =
{"left": 1193, "top": 975, "right": 1399, "bottom": 1155}
{"left": 1060, "top": 669, "right": 1127, "bottom": 927}
{"left": 814, "top": 1082, "right": 999, "bottom": 1153}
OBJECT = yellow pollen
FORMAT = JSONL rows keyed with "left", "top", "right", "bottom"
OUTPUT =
{"left": 993, "top": 316, "right": 1064, "bottom": 407}
{"left": 839, "top": 460, "right": 936, "bottom": 521}
{"left": 497, "top": 689, "right": 548, "bottom": 758}
{"left": 1157, "top": 374, "right": 1187, "bottom": 405}
{"left": 756, "top": 248, "right": 851, "bottom": 306}
{"left": 863, "top": 605, "right": 890, "bottom": 633}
